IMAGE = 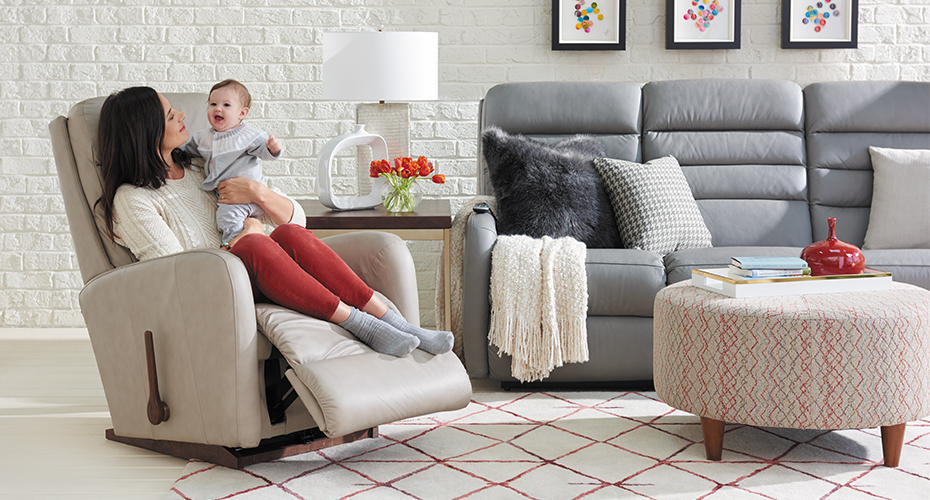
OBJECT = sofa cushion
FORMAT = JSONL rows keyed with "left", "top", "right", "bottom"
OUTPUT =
{"left": 585, "top": 248, "right": 666, "bottom": 316}
{"left": 643, "top": 79, "right": 810, "bottom": 248}
{"left": 805, "top": 81, "right": 930, "bottom": 247}
{"left": 665, "top": 246, "right": 806, "bottom": 284}
{"left": 861, "top": 249, "right": 930, "bottom": 290}
{"left": 482, "top": 126, "right": 622, "bottom": 248}
{"left": 478, "top": 81, "right": 643, "bottom": 196}
{"left": 863, "top": 147, "right": 930, "bottom": 250}
{"left": 594, "top": 156, "right": 712, "bottom": 255}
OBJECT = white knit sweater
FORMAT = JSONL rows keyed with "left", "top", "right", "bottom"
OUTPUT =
{"left": 112, "top": 165, "right": 306, "bottom": 261}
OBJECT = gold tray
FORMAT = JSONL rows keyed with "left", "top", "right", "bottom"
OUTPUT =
{"left": 691, "top": 268, "right": 893, "bottom": 298}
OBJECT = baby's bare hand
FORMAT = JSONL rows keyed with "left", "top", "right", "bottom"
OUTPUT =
{"left": 266, "top": 135, "right": 281, "bottom": 156}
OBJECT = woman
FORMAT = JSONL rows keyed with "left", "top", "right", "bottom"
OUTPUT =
{"left": 96, "top": 86, "right": 452, "bottom": 357}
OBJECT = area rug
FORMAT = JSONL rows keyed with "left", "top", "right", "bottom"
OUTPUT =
{"left": 165, "top": 391, "right": 930, "bottom": 499}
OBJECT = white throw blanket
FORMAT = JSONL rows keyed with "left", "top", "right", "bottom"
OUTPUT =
{"left": 489, "top": 234, "right": 589, "bottom": 382}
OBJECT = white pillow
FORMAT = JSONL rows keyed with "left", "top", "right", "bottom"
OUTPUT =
{"left": 863, "top": 146, "right": 930, "bottom": 249}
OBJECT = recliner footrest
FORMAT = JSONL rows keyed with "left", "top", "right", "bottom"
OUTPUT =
{"left": 256, "top": 302, "right": 472, "bottom": 438}
{"left": 286, "top": 350, "right": 472, "bottom": 437}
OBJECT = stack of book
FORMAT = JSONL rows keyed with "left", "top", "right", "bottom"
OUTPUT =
{"left": 729, "top": 256, "right": 812, "bottom": 279}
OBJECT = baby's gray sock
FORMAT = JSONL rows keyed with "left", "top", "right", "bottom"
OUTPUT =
{"left": 381, "top": 309, "right": 454, "bottom": 355}
{"left": 340, "top": 308, "right": 419, "bottom": 357}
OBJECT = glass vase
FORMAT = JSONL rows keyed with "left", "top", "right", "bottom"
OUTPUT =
{"left": 380, "top": 177, "right": 422, "bottom": 213}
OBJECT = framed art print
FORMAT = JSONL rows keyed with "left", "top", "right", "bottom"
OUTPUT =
{"left": 782, "top": 0, "right": 857, "bottom": 48}
{"left": 666, "top": 0, "right": 741, "bottom": 49}
{"left": 552, "top": 0, "right": 626, "bottom": 50}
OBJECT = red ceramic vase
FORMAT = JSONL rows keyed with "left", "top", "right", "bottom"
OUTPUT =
{"left": 800, "top": 218, "right": 866, "bottom": 276}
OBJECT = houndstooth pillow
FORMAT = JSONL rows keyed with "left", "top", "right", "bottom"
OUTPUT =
{"left": 593, "top": 156, "right": 712, "bottom": 255}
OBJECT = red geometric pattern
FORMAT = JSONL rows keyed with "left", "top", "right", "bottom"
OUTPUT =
{"left": 165, "top": 391, "right": 930, "bottom": 499}
{"left": 655, "top": 282, "right": 930, "bottom": 430}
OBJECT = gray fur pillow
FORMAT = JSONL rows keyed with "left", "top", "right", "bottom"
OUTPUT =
{"left": 482, "top": 126, "right": 622, "bottom": 248}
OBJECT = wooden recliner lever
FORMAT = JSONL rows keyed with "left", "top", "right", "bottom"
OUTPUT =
{"left": 144, "top": 330, "right": 170, "bottom": 425}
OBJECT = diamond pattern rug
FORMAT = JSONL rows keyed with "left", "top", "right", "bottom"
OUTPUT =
{"left": 165, "top": 391, "right": 930, "bottom": 499}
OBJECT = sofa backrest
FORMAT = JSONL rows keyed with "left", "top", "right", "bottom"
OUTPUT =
{"left": 477, "top": 81, "right": 643, "bottom": 196}
{"left": 805, "top": 81, "right": 930, "bottom": 247}
{"left": 49, "top": 92, "right": 209, "bottom": 283}
{"left": 642, "top": 79, "right": 810, "bottom": 248}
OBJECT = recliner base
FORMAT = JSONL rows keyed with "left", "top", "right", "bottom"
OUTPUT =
{"left": 105, "top": 426, "right": 378, "bottom": 469}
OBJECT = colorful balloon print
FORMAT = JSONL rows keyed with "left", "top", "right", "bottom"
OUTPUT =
{"left": 682, "top": 0, "right": 724, "bottom": 33}
{"left": 571, "top": 0, "right": 604, "bottom": 33}
{"left": 801, "top": 1, "right": 839, "bottom": 33}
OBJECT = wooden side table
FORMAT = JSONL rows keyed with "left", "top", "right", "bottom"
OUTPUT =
{"left": 299, "top": 199, "right": 453, "bottom": 331}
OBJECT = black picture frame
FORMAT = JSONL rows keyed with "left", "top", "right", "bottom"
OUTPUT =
{"left": 666, "top": 0, "right": 741, "bottom": 50}
{"left": 782, "top": 0, "right": 857, "bottom": 49}
{"left": 552, "top": 0, "right": 626, "bottom": 51}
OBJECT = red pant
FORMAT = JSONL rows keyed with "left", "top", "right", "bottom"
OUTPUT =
{"left": 230, "top": 224, "right": 374, "bottom": 320}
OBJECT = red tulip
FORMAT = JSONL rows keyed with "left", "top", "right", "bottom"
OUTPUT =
{"left": 369, "top": 159, "right": 390, "bottom": 177}
{"left": 374, "top": 156, "right": 442, "bottom": 185}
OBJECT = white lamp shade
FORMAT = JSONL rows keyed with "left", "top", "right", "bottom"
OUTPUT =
{"left": 323, "top": 31, "right": 439, "bottom": 102}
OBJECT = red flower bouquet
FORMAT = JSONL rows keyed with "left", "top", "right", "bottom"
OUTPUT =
{"left": 370, "top": 156, "right": 445, "bottom": 212}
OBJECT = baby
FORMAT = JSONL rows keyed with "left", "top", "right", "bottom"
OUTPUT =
{"left": 185, "top": 79, "right": 281, "bottom": 244}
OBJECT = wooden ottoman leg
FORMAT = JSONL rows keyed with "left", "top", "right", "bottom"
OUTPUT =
{"left": 701, "top": 417, "right": 725, "bottom": 461}
{"left": 881, "top": 423, "right": 906, "bottom": 467}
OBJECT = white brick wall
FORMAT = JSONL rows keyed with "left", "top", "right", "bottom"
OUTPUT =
{"left": 1, "top": 0, "right": 927, "bottom": 328}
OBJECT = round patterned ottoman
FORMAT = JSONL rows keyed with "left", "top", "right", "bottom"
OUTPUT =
{"left": 654, "top": 281, "right": 930, "bottom": 467}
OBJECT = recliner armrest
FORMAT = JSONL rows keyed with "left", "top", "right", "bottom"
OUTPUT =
{"left": 321, "top": 231, "right": 421, "bottom": 326}
{"left": 461, "top": 211, "right": 498, "bottom": 378}
{"left": 80, "top": 249, "right": 266, "bottom": 448}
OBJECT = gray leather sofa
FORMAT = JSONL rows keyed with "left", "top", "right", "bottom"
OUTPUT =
{"left": 464, "top": 79, "right": 930, "bottom": 387}
{"left": 50, "top": 93, "right": 472, "bottom": 467}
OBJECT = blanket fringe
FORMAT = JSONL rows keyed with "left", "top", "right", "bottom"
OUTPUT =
{"left": 559, "top": 318, "right": 589, "bottom": 363}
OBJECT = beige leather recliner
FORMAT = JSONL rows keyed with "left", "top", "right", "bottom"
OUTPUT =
{"left": 49, "top": 93, "right": 472, "bottom": 468}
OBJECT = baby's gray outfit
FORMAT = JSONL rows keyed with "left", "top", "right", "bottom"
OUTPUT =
{"left": 185, "top": 124, "right": 281, "bottom": 242}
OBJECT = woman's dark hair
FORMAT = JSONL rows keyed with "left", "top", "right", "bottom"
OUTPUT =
{"left": 96, "top": 86, "right": 189, "bottom": 241}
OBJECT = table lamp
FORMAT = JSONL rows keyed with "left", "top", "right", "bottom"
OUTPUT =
{"left": 318, "top": 30, "right": 439, "bottom": 210}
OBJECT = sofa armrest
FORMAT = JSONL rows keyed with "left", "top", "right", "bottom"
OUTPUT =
{"left": 320, "top": 231, "right": 420, "bottom": 326}
{"left": 80, "top": 249, "right": 266, "bottom": 448}
{"left": 461, "top": 211, "right": 498, "bottom": 378}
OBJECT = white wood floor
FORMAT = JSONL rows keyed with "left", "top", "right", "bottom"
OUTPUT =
{"left": 0, "top": 329, "right": 187, "bottom": 499}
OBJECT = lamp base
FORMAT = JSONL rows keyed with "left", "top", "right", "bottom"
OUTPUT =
{"left": 356, "top": 102, "right": 410, "bottom": 195}
{"left": 316, "top": 125, "right": 387, "bottom": 211}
